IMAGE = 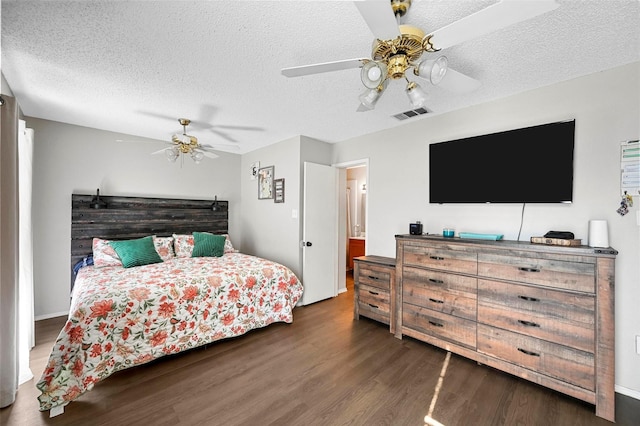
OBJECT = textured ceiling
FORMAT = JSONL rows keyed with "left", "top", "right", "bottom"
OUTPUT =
{"left": 1, "top": 1, "right": 639, "bottom": 154}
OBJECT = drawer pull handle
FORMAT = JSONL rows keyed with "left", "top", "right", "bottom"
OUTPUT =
{"left": 367, "top": 275, "right": 380, "bottom": 280}
{"left": 428, "top": 321, "right": 444, "bottom": 328}
{"left": 519, "top": 295, "right": 539, "bottom": 302}
{"left": 429, "top": 298, "right": 445, "bottom": 304}
{"left": 517, "top": 348, "right": 540, "bottom": 357}
{"left": 519, "top": 267, "right": 540, "bottom": 273}
{"left": 368, "top": 303, "right": 379, "bottom": 309}
{"left": 428, "top": 278, "right": 444, "bottom": 284}
{"left": 430, "top": 256, "right": 445, "bottom": 261}
{"left": 518, "top": 320, "right": 540, "bottom": 328}
{"left": 368, "top": 290, "right": 379, "bottom": 296}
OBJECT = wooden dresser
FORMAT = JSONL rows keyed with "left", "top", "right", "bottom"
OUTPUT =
{"left": 394, "top": 234, "right": 617, "bottom": 422}
{"left": 354, "top": 255, "right": 396, "bottom": 333}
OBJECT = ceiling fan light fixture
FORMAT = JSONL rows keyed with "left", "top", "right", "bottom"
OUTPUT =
{"left": 361, "top": 61, "right": 388, "bottom": 89}
{"left": 190, "top": 150, "right": 205, "bottom": 163}
{"left": 405, "top": 81, "right": 429, "bottom": 108}
{"left": 359, "top": 79, "right": 388, "bottom": 110}
{"left": 415, "top": 55, "right": 448, "bottom": 85}
{"left": 166, "top": 146, "right": 180, "bottom": 162}
{"left": 358, "top": 88, "right": 381, "bottom": 110}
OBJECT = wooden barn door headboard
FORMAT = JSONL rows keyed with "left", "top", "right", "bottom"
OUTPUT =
{"left": 71, "top": 194, "right": 228, "bottom": 287}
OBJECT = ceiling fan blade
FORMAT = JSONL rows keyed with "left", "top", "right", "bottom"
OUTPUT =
{"left": 202, "top": 151, "right": 219, "bottom": 159}
{"left": 354, "top": 0, "right": 401, "bottom": 40}
{"left": 282, "top": 58, "right": 368, "bottom": 77}
{"left": 428, "top": 0, "right": 559, "bottom": 50}
{"left": 201, "top": 143, "right": 238, "bottom": 150}
{"left": 438, "top": 68, "right": 481, "bottom": 94}
{"left": 209, "top": 128, "right": 238, "bottom": 143}
{"left": 151, "top": 148, "right": 169, "bottom": 155}
{"left": 212, "top": 124, "right": 264, "bottom": 131}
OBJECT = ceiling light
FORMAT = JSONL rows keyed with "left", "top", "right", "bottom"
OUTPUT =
{"left": 405, "top": 81, "right": 429, "bottom": 108}
{"left": 415, "top": 56, "right": 449, "bottom": 85}
{"left": 358, "top": 80, "right": 388, "bottom": 110}
{"left": 166, "top": 146, "right": 180, "bottom": 163}
{"left": 190, "top": 150, "right": 204, "bottom": 164}
{"left": 361, "top": 61, "right": 388, "bottom": 89}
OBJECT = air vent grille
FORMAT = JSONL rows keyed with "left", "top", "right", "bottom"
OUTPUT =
{"left": 392, "top": 107, "right": 430, "bottom": 120}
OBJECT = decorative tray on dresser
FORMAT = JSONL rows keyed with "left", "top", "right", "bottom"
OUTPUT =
{"left": 394, "top": 234, "right": 617, "bottom": 422}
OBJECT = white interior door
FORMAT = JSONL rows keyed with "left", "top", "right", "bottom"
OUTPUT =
{"left": 301, "top": 162, "right": 338, "bottom": 305}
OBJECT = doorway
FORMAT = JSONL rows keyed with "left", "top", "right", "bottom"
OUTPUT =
{"left": 334, "top": 159, "right": 368, "bottom": 294}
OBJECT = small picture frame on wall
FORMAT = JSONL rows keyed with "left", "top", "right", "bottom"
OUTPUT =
{"left": 250, "top": 161, "right": 260, "bottom": 180}
{"left": 258, "top": 166, "right": 274, "bottom": 199}
{"left": 274, "top": 178, "right": 285, "bottom": 203}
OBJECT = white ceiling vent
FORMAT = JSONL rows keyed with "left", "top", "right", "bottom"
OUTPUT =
{"left": 392, "top": 107, "right": 430, "bottom": 121}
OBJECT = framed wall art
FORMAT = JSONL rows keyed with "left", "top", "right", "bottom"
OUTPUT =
{"left": 274, "top": 178, "right": 285, "bottom": 203}
{"left": 258, "top": 166, "right": 274, "bottom": 199}
{"left": 250, "top": 161, "right": 260, "bottom": 180}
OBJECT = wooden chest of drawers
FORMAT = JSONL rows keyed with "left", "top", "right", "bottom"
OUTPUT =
{"left": 354, "top": 255, "right": 396, "bottom": 333}
{"left": 394, "top": 235, "right": 616, "bottom": 422}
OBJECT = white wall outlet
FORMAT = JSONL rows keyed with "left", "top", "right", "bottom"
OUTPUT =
{"left": 291, "top": 209, "right": 298, "bottom": 219}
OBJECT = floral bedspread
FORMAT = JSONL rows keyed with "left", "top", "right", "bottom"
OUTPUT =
{"left": 36, "top": 253, "right": 303, "bottom": 411}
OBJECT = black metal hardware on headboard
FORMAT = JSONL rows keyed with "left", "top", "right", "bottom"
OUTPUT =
{"left": 70, "top": 194, "right": 229, "bottom": 289}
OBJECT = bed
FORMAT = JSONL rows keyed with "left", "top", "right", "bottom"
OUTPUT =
{"left": 36, "top": 194, "right": 303, "bottom": 412}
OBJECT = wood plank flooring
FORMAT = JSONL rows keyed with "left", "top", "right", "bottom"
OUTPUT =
{"left": 2, "top": 273, "right": 638, "bottom": 425}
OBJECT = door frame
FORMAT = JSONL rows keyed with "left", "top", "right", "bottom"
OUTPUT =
{"left": 333, "top": 158, "right": 369, "bottom": 294}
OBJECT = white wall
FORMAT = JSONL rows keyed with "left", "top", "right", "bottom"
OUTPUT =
{"left": 28, "top": 118, "right": 241, "bottom": 319}
{"left": 332, "top": 62, "right": 640, "bottom": 397}
{"left": 238, "top": 135, "right": 332, "bottom": 278}
{"left": 239, "top": 136, "right": 302, "bottom": 275}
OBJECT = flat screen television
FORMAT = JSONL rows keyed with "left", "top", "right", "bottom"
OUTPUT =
{"left": 429, "top": 120, "right": 575, "bottom": 204}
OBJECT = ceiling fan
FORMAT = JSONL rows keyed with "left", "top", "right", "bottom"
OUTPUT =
{"left": 152, "top": 118, "right": 221, "bottom": 164}
{"left": 281, "top": 0, "right": 559, "bottom": 111}
{"left": 140, "top": 106, "right": 264, "bottom": 145}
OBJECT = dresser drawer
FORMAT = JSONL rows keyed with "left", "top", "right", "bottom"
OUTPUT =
{"left": 478, "top": 325, "right": 594, "bottom": 390}
{"left": 403, "top": 303, "right": 476, "bottom": 348}
{"left": 478, "top": 253, "right": 595, "bottom": 293}
{"left": 357, "top": 264, "right": 392, "bottom": 291}
{"left": 403, "top": 267, "right": 477, "bottom": 320}
{"left": 478, "top": 279, "right": 595, "bottom": 352}
{"left": 358, "top": 284, "right": 390, "bottom": 324}
{"left": 403, "top": 243, "right": 477, "bottom": 275}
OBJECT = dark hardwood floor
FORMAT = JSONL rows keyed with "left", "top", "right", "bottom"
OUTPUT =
{"left": 2, "top": 272, "right": 638, "bottom": 425}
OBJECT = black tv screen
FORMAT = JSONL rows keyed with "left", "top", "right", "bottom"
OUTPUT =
{"left": 429, "top": 120, "right": 575, "bottom": 203}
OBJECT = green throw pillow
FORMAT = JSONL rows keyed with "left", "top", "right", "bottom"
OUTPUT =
{"left": 192, "top": 232, "right": 226, "bottom": 258}
{"left": 109, "top": 236, "right": 163, "bottom": 268}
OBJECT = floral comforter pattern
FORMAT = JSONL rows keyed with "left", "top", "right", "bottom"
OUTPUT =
{"left": 36, "top": 253, "right": 303, "bottom": 411}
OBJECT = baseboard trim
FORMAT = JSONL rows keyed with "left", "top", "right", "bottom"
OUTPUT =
{"left": 616, "top": 384, "right": 640, "bottom": 401}
{"left": 35, "top": 311, "right": 68, "bottom": 321}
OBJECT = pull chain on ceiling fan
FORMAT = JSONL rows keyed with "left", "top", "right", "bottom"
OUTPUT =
{"left": 281, "top": 0, "right": 559, "bottom": 111}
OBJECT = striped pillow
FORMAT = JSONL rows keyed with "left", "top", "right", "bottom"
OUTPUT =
{"left": 191, "top": 232, "right": 226, "bottom": 258}
{"left": 109, "top": 236, "right": 163, "bottom": 268}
